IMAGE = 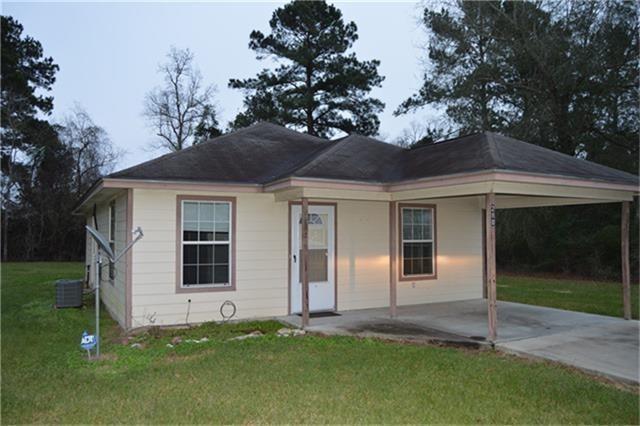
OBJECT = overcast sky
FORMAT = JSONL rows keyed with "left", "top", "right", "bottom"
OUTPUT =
{"left": 3, "top": 1, "right": 443, "bottom": 170}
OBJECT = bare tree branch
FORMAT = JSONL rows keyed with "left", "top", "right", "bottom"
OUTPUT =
{"left": 143, "top": 47, "right": 218, "bottom": 152}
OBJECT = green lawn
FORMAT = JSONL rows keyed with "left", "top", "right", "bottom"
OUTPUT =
{"left": 2, "top": 262, "right": 638, "bottom": 424}
{"left": 498, "top": 274, "right": 640, "bottom": 319}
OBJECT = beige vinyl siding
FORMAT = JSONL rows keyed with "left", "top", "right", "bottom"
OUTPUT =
{"left": 336, "top": 200, "right": 391, "bottom": 310}
{"left": 130, "top": 189, "right": 288, "bottom": 327}
{"left": 121, "top": 188, "right": 484, "bottom": 328}
{"left": 335, "top": 197, "right": 483, "bottom": 311}
{"left": 85, "top": 191, "right": 128, "bottom": 328}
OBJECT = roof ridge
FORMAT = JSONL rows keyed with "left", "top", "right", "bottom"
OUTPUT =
{"left": 407, "top": 131, "right": 484, "bottom": 153}
{"left": 485, "top": 132, "right": 506, "bottom": 169}
{"left": 344, "top": 133, "right": 406, "bottom": 151}
{"left": 289, "top": 138, "right": 349, "bottom": 177}
{"left": 252, "top": 121, "right": 329, "bottom": 143}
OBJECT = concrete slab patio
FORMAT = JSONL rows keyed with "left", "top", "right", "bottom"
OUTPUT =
{"left": 281, "top": 299, "right": 639, "bottom": 384}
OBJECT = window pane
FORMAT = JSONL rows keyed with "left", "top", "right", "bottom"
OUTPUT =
{"left": 215, "top": 203, "right": 229, "bottom": 222}
{"left": 308, "top": 249, "right": 328, "bottom": 282}
{"left": 198, "top": 245, "right": 213, "bottom": 264}
{"left": 214, "top": 265, "right": 229, "bottom": 284}
{"left": 214, "top": 244, "right": 229, "bottom": 264}
{"left": 421, "top": 256, "right": 434, "bottom": 275}
{"left": 183, "top": 221, "right": 198, "bottom": 241}
{"left": 404, "top": 243, "right": 413, "bottom": 258}
{"left": 423, "top": 224, "right": 432, "bottom": 240}
{"left": 414, "top": 258, "right": 423, "bottom": 275}
{"left": 184, "top": 202, "right": 198, "bottom": 221}
{"left": 413, "top": 209, "right": 425, "bottom": 225}
{"left": 402, "top": 224, "right": 412, "bottom": 241}
{"left": 199, "top": 203, "right": 214, "bottom": 222}
{"left": 199, "top": 221, "right": 214, "bottom": 241}
{"left": 402, "top": 209, "right": 412, "bottom": 225}
{"left": 403, "top": 259, "right": 411, "bottom": 275}
{"left": 183, "top": 245, "right": 197, "bottom": 264}
{"left": 413, "top": 223, "right": 424, "bottom": 240}
{"left": 403, "top": 242, "right": 433, "bottom": 276}
{"left": 214, "top": 222, "right": 229, "bottom": 241}
{"left": 198, "top": 265, "right": 213, "bottom": 284}
{"left": 183, "top": 265, "right": 197, "bottom": 285}
{"left": 424, "top": 210, "right": 433, "bottom": 239}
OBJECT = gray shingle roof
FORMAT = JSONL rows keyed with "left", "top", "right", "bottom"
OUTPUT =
{"left": 108, "top": 123, "right": 638, "bottom": 187}
{"left": 109, "top": 122, "right": 331, "bottom": 184}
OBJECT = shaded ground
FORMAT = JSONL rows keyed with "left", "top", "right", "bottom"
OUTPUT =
{"left": 2, "top": 262, "right": 638, "bottom": 424}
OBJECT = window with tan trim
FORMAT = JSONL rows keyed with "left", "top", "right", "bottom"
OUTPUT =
{"left": 179, "top": 198, "right": 233, "bottom": 289}
{"left": 400, "top": 205, "right": 436, "bottom": 279}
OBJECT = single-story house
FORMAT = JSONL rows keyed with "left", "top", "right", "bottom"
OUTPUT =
{"left": 75, "top": 122, "right": 638, "bottom": 339}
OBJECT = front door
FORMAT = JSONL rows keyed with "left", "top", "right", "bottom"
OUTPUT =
{"left": 290, "top": 204, "right": 335, "bottom": 313}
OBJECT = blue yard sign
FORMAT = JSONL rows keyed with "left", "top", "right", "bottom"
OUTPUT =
{"left": 80, "top": 330, "right": 97, "bottom": 355}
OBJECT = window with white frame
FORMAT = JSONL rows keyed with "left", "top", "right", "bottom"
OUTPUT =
{"left": 401, "top": 206, "right": 435, "bottom": 277}
{"left": 181, "top": 200, "right": 231, "bottom": 287}
{"left": 108, "top": 201, "right": 116, "bottom": 281}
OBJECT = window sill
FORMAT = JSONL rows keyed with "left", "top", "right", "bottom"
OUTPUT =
{"left": 176, "top": 284, "right": 236, "bottom": 294}
{"left": 399, "top": 274, "right": 437, "bottom": 282}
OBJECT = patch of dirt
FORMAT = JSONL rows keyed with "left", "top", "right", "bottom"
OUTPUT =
{"left": 344, "top": 321, "right": 482, "bottom": 349}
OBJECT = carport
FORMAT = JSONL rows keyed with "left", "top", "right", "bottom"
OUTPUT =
{"left": 387, "top": 173, "right": 636, "bottom": 343}
{"left": 278, "top": 132, "right": 638, "bottom": 343}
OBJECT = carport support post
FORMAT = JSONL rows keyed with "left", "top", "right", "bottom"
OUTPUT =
{"left": 389, "top": 201, "right": 397, "bottom": 318}
{"left": 301, "top": 198, "right": 310, "bottom": 328}
{"left": 485, "top": 192, "right": 497, "bottom": 342}
{"left": 621, "top": 201, "right": 631, "bottom": 320}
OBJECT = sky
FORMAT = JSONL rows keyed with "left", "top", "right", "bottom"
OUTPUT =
{"left": 3, "top": 1, "right": 443, "bottom": 170}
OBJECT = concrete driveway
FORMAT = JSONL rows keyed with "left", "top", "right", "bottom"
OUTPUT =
{"left": 282, "top": 299, "right": 639, "bottom": 384}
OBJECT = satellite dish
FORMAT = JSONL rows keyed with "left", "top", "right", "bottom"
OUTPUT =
{"left": 85, "top": 224, "right": 143, "bottom": 358}
{"left": 85, "top": 226, "right": 115, "bottom": 261}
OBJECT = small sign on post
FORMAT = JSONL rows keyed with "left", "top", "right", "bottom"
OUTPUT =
{"left": 80, "top": 330, "right": 97, "bottom": 359}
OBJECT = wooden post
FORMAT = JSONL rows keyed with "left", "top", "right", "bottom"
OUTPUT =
{"left": 389, "top": 201, "right": 397, "bottom": 317}
{"left": 482, "top": 209, "right": 487, "bottom": 299}
{"left": 301, "top": 198, "right": 310, "bottom": 328}
{"left": 622, "top": 201, "right": 631, "bottom": 320}
{"left": 485, "top": 192, "right": 497, "bottom": 342}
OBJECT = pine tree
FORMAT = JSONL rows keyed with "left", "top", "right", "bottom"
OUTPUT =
{"left": 229, "top": 0, "right": 384, "bottom": 138}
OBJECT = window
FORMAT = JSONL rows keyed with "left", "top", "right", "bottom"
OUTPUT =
{"left": 299, "top": 213, "right": 328, "bottom": 282}
{"left": 108, "top": 201, "right": 116, "bottom": 281}
{"left": 400, "top": 205, "right": 436, "bottom": 279}
{"left": 179, "top": 198, "right": 233, "bottom": 289}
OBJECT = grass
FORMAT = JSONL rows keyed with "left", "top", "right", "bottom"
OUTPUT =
{"left": 498, "top": 274, "right": 640, "bottom": 319}
{"left": 2, "top": 262, "right": 638, "bottom": 424}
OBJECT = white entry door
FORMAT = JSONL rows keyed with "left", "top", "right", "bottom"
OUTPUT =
{"left": 290, "top": 204, "right": 335, "bottom": 314}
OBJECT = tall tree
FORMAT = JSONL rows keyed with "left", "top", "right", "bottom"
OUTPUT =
{"left": 1, "top": 15, "right": 59, "bottom": 261}
{"left": 58, "top": 105, "right": 122, "bottom": 195}
{"left": 229, "top": 0, "right": 385, "bottom": 138}
{"left": 399, "top": 1, "right": 639, "bottom": 279}
{"left": 144, "top": 47, "right": 220, "bottom": 152}
{"left": 397, "top": 1, "right": 638, "bottom": 163}
{"left": 395, "top": 2, "right": 508, "bottom": 133}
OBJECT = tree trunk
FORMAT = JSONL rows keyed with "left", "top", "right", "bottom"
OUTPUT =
{"left": 305, "top": 64, "right": 314, "bottom": 135}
